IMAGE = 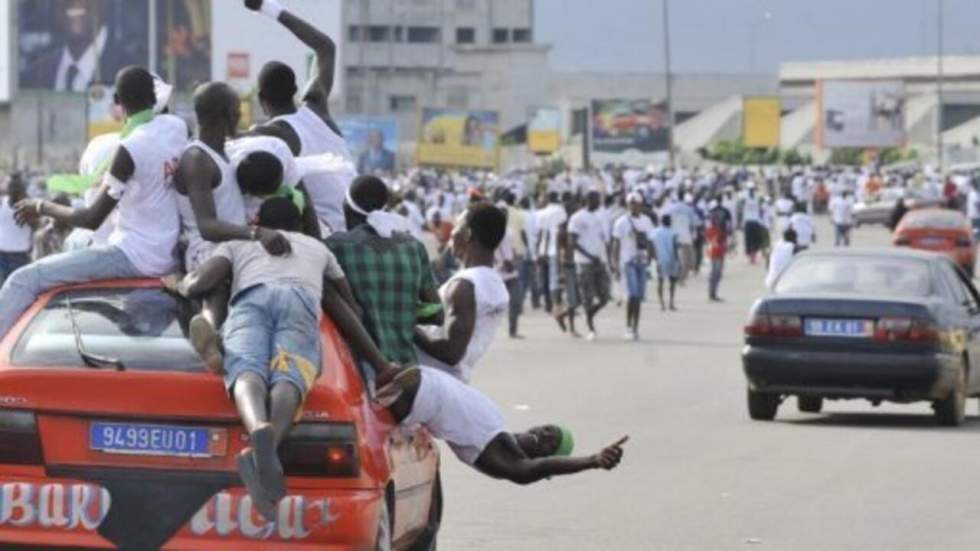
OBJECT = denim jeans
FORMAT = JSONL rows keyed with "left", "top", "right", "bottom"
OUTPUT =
{"left": 0, "top": 245, "right": 142, "bottom": 338}
{"left": 518, "top": 257, "right": 540, "bottom": 309}
{"left": 709, "top": 257, "right": 725, "bottom": 298}
{"left": 834, "top": 224, "right": 852, "bottom": 247}
{"left": 624, "top": 260, "right": 649, "bottom": 300}
{"left": 0, "top": 252, "right": 31, "bottom": 289}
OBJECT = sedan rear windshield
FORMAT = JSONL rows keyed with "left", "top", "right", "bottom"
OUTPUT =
{"left": 11, "top": 288, "right": 205, "bottom": 372}
{"left": 774, "top": 256, "right": 934, "bottom": 297}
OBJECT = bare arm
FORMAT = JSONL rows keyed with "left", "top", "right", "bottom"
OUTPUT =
{"left": 414, "top": 279, "right": 475, "bottom": 366}
{"left": 322, "top": 281, "right": 394, "bottom": 374}
{"left": 477, "top": 435, "right": 627, "bottom": 486}
{"left": 166, "top": 256, "right": 233, "bottom": 298}
{"left": 16, "top": 147, "right": 134, "bottom": 230}
{"left": 327, "top": 277, "right": 362, "bottom": 319}
{"left": 297, "top": 182, "right": 322, "bottom": 239}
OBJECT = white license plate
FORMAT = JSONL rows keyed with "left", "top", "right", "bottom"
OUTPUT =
{"left": 804, "top": 318, "right": 874, "bottom": 338}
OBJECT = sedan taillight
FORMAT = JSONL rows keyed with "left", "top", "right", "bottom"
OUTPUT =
{"left": 745, "top": 312, "right": 803, "bottom": 337}
{"left": 280, "top": 422, "right": 360, "bottom": 478}
{"left": 955, "top": 236, "right": 972, "bottom": 247}
{"left": 894, "top": 236, "right": 911, "bottom": 246}
{"left": 0, "top": 410, "right": 43, "bottom": 465}
{"left": 874, "top": 317, "right": 940, "bottom": 344}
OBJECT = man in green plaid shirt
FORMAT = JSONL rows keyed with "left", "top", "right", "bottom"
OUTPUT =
{"left": 326, "top": 176, "right": 443, "bottom": 368}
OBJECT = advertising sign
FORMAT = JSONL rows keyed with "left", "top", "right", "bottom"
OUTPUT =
{"left": 337, "top": 116, "right": 400, "bottom": 175}
{"left": 590, "top": 98, "right": 670, "bottom": 157}
{"left": 417, "top": 108, "right": 500, "bottom": 169}
{"left": 18, "top": 0, "right": 150, "bottom": 91}
{"left": 86, "top": 83, "right": 123, "bottom": 139}
{"left": 818, "top": 80, "right": 906, "bottom": 148}
{"left": 528, "top": 106, "right": 561, "bottom": 154}
{"left": 156, "top": 0, "right": 212, "bottom": 92}
{"left": 743, "top": 97, "right": 781, "bottom": 148}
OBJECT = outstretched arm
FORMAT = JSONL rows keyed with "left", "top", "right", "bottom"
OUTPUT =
{"left": 245, "top": 0, "right": 336, "bottom": 116}
{"left": 476, "top": 435, "right": 627, "bottom": 486}
{"left": 414, "top": 278, "right": 475, "bottom": 366}
{"left": 15, "top": 146, "right": 134, "bottom": 230}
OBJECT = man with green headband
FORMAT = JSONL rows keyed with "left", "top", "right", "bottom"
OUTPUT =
{"left": 387, "top": 203, "right": 628, "bottom": 483}
{"left": 0, "top": 66, "right": 187, "bottom": 339}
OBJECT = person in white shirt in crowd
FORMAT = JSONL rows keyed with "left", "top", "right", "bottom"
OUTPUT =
{"left": 968, "top": 181, "right": 980, "bottom": 239}
{"left": 520, "top": 196, "right": 542, "bottom": 309}
{"left": 493, "top": 222, "right": 524, "bottom": 339}
{"left": 742, "top": 184, "right": 765, "bottom": 265}
{"left": 0, "top": 175, "right": 34, "bottom": 287}
{"left": 828, "top": 188, "right": 856, "bottom": 247}
{"left": 0, "top": 66, "right": 187, "bottom": 339}
{"left": 246, "top": 0, "right": 355, "bottom": 235}
{"left": 789, "top": 202, "right": 816, "bottom": 250}
{"left": 766, "top": 228, "right": 799, "bottom": 288}
{"left": 611, "top": 193, "right": 656, "bottom": 341}
{"left": 666, "top": 193, "right": 697, "bottom": 284}
{"left": 774, "top": 191, "right": 796, "bottom": 237}
{"left": 568, "top": 190, "right": 612, "bottom": 340}
{"left": 537, "top": 191, "right": 568, "bottom": 318}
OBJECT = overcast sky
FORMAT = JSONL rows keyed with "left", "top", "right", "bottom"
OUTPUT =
{"left": 536, "top": 0, "right": 980, "bottom": 74}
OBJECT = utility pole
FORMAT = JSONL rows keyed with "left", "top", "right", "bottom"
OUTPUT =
{"left": 662, "top": 0, "right": 674, "bottom": 167}
{"left": 936, "top": 0, "right": 944, "bottom": 171}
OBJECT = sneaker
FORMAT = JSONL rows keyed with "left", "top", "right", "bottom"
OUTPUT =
{"left": 623, "top": 331, "right": 635, "bottom": 341}
{"left": 586, "top": 331, "right": 597, "bottom": 341}
{"left": 190, "top": 314, "right": 224, "bottom": 375}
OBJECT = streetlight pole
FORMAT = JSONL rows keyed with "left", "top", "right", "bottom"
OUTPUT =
{"left": 662, "top": 0, "right": 674, "bottom": 167}
{"left": 937, "top": 0, "right": 944, "bottom": 171}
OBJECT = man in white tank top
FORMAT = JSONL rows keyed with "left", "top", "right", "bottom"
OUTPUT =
{"left": 245, "top": 0, "right": 356, "bottom": 235}
{"left": 387, "top": 204, "right": 629, "bottom": 483}
{"left": 0, "top": 67, "right": 185, "bottom": 338}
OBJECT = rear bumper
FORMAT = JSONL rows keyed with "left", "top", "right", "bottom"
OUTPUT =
{"left": 0, "top": 474, "right": 383, "bottom": 550}
{"left": 742, "top": 345, "right": 960, "bottom": 401}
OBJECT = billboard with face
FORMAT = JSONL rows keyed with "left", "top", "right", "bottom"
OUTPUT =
{"left": 337, "top": 116, "right": 399, "bottom": 175}
{"left": 818, "top": 80, "right": 906, "bottom": 148}
{"left": 156, "top": 0, "right": 212, "bottom": 92}
{"left": 417, "top": 108, "right": 500, "bottom": 169}
{"left": 18, "top": 0, "right": 150, "bottom": 91}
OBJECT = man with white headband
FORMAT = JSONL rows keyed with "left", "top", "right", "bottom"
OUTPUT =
{"left": 244, "top": 0, "right": 356, "bottom": 235}
{"left": 0, "top": 66, "right": 187, "bottom": 338}
{"left": 325, "top": 175, "right": 443, "bottom": 378}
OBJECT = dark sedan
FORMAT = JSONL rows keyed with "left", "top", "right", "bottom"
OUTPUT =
{"left": 743, "top": 248, "right": 980, "bottom": 426}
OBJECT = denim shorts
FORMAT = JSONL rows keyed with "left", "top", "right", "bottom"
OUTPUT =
{"left": 623, "top": 260, "right": 649, "bottom": 300}
{"left": 222, "top": 284, "right": 322, "bottom": 399}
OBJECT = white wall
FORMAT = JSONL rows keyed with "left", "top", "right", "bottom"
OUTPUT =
{"left": 0, "top": 0, "right": 10, "bottom": 103}
{"left": 211, "top": 0, "right": 343, "bottom": 98}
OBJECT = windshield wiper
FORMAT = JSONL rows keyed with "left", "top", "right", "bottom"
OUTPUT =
{"left": 65, "top": 294, "right": 126, "bottom": 372}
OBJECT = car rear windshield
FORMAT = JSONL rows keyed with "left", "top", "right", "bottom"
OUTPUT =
{"left": 10, "top": 288, "right": 205, "bottom": 372}
{"left": 901, "top": 210, "right": 967, "bottom": 230}
{"left": 774, "top": 256, "right": 934, "bottom": 297}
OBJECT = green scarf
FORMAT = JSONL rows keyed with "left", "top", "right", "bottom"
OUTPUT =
{"left": 48, "top": 109, "right": 156, "bottom": 195}
{"left": 255, "top": 186, "right": 306, "bottom": 213}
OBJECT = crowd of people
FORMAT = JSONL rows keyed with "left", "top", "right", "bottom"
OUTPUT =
{"left": 0, "top": 0, "right": 628, "bottom": 522}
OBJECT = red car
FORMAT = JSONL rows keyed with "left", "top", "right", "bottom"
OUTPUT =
{"left": 894, "top": 209, "right": 977, "bottom": 277}
{"left": 0, "top": 279, "right": 441, "bottom": 550}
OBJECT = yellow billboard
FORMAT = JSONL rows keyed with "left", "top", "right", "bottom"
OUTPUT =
{"left": 528, "top": 107, "right": 561, "bottom": 154}
{"left": 417, "top": 108, "right": 500, "bottom": 169}
{"left": 743, "top": 97, "right": 781, "bottom": 148}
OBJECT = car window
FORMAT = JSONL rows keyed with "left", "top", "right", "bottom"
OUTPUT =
{"left": 939, "top": 265, "right": 969, "bottom": 306}
{"left": 10, "top": 288, "right": 205, "bottom": 372}
{"left": 951, "top": 265, "right": 980, "bottom": 310}
{"left": 774, "top": 256, "right": 934, "bottom": 297}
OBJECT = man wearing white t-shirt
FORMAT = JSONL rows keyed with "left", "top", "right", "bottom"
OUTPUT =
{"left": 611, "top": 193, "right": 655, "bottom": 340}
{"left": 569, "top": 191, "right": 611, "bottom": 340}
{"left": 246, "top": 0, "right": 355, "bottom": 235}
{"left": 0, "top": 67, "right": 186, "bottom": 338}
{"left": 790, "top": 204, "right": 816, "bottom": 250}
{"left": 0, "top": 176, "right": 34, "bottom": 287}
{"left": 537, "top": 192, "right": 568, "bottom": 316}
{"left": 968, "top": 183, "right": 980, "bottom": 238}
{"left": 665, "top": 195, "right": 697, "bottom": 283}
{"left": 829, "top": 189, "right": 855, "bottom": 247}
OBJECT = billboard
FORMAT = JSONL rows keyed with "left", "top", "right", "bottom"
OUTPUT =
{"left": 86, "top": 83, "right": 123, "bottom": 139}
{"left": 528, "top": 106, "right": 561, "bottom": 154}
{"left": 743, "top": 97, "right": 781, "bottom": 148}
{"left": 156, "top": 0, "right": 212, "bottom": 92}
{"left": 18, "top": 0, "right": 150, "bottom": 92}
{"left": 0, "top": 0, "right": 10, "bottom": 102}
{"left": 590, "top": 98, "right": 670, "bottom": 165}
{"left": 337, "top": 116, "right": 400, "bottom": 175}
{"left": 818, "top": 80, "right": 906, "bottom": 148}
{"left": 211, "top": 0, "right": 343, "bottom": 100}
{"left": 417, "top": 108, "right": 500, "bottom": 169}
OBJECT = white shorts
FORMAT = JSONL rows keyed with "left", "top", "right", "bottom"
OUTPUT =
{"left": 401, "top": 367, "right": 506, "bottom": 466}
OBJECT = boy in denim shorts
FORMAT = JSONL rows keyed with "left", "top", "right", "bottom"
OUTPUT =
{"left": 166, "top": 197, "right": 415, "bottom": 521}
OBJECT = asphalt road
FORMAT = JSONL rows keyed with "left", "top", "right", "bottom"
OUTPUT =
{"left": 437, "top": 217, "right": 980, "bottom": 551}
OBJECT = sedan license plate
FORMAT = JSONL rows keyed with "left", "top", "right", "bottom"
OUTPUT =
{"left": 90, "top": 422, "right": 226, "bottom": 458}
{"left": 918, "top": 236, "right": 948, "bottom": 247}
{"left": 804, "top": 318, "right": 873, "bottom": 338}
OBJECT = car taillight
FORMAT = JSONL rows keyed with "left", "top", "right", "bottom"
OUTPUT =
{"left": 280, "top": 422, "right": 359, "bottom": 478}
{"left": 744, "top": 312, "right": 803, "bottom": 337}
{"left": 0, "top": 410, "right": 43, "bottom": 465}
{"left": 874, "top": 317, "right": 940, "bottom": 344}
{"left": 955, "top": 236, "right": 972, "bottom": 247}
{"left": 895, "top": 237, "right": 910, "bottom": 246}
